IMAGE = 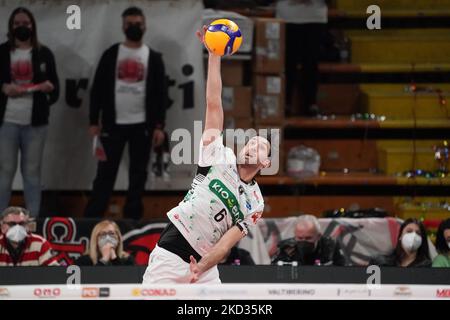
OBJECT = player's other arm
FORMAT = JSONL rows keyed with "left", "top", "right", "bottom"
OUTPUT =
{"left": 196, "top": 27, "right": 223, "bottom": 146}
{"left": 189, "top": 225, "right": 244, "bottom": 283}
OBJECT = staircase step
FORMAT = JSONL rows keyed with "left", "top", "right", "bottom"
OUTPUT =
{"left": 346, "top": 28, "right": 450, "bottom": 37}
{"left": 286, "top": 117, "right": 450, "bottom": 129}
{"left": 317, "top": 63, "right": 450, "bottom": 73}
{"left": 376, "top": 140, "right": 443, "bottom": 149}
{"left": 376, "top": 140, "right": 444, "bottom": 175}
{"left": 359, "top": 63, "right": 450, "bottom": 73}
{"left": 380, "top": 119, "right": 450, "bottom": 128}
{"left": 333, "top": 9, "right": 450, "bottom": 17}
{"left": 258, "top": 173, "right": 396, "bottom": 186}
{"left": 336, "top": 0, "right": 450, "bottom": 11}
{"left": 361, "top": 84, "right": 450, "bottom": 119}
{"left": 350, "top": 36, "right": 450, "bottom": 64}
{"left": 258, "top": 173, "right": 450, "bottom": 186}
{"left": 378, "top": 147, "right": 438, "bottom": 174}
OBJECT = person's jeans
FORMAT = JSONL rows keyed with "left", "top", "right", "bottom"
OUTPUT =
{"left": 0, "top": 122, "right": 48, "bottom": 217}
{"left": 84, "top": 123, "right": 152, "bottom": 220}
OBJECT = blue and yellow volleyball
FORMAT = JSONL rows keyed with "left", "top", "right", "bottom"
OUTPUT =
{"left": 204, "top": 19, "right": 243, "bottom": 56}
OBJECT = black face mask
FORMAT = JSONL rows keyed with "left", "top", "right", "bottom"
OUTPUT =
{"left": 296, "top": 241, "right": 316, "bottom": 261}
{"left": 13, "top": 26, "right": 32, "bottom": 42}
{"left": 125, "top": 25, "right": 144, "bottom": 42}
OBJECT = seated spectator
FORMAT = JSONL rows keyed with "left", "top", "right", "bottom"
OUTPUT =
{"left": 75, "top": 220, "right": 134, "bottom": 266}
{"left": 219, "top": 246, "right": 255, "bottom": 266}
{"left": 370, "top": 218, "right": 431, "bottom": 267}
{"left": 0, "top": 206, "right": 58, "bottom": 266}
{"left": 272, "top": 215, "right": 346, "bottom": 266}
{"left": 432, "top": 218, "right": 450, "bottom": 268}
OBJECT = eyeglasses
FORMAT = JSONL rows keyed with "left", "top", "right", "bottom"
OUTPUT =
{"left": 98, "top": 231, "right": 116, "bottom": 237}
{"left": 2, "top": 221, "right": 27, "bottom": 227}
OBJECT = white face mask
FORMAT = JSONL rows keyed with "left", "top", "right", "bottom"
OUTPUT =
{"left": 6, "top": 224, "right": 28, "bottom": 243}
{"left": 401, "top": 232, "right": 422, "bottom": 253}
{"left": 98, "top": 234, "right": 118, "bottom": 249}
{"left": 447, "top": 242, "right": 450, "bottom": 250}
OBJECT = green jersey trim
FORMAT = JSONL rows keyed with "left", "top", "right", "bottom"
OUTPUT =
{"left": 208, "top": 179, "right": 244, "bottom": 224}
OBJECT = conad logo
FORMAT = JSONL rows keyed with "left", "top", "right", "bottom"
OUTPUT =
{"left": 33, "top": 288, "right": 61, "bottom": 298}
{"left": 132, "top": 288, "right": 176, "bottom": 297}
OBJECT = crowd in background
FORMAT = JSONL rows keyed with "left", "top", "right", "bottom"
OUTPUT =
{"left": 1, "top": 206, "right": 449, "bottom": 268}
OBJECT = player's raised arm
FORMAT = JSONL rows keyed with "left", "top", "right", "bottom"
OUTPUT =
{"left": 196, "top": 26, "right": 223, "bottom": 146}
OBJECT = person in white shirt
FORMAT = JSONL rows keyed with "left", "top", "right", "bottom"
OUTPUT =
{"left": 0, "top": 7, "right": 59, "bottom": 217}
{"left": 85, "top": 7, "right": 167, "bottom": 220}
{"left": 142, "top": 26, "right": 272, "bottom": 284}
{"left": 276, "top": 0, "right": 329, "bottom": 116}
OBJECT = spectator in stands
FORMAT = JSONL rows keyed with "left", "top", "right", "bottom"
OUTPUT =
{"left": 272, "top": 215, "right": 346, "bottom": 266}
{"left": 432, "top": 218, "right": 450, "bottom": 268}
{"left": 0, "top": 7, "right": 59, "bottom": 217}
{"left": 0, "top": 206, "right": 58, "bottom": 266}
{"left": 219, "top": 246, "right": 255, "bottom": 266}
{"left": 85, "top": 6, "right": 168, "bottom": 219}
{"left": 275, "top": 0, "right": 329, "bottom": 116}
{"left": 370, "top": 218, "right": 432, "bottom": 267}
{"left": 75, "top": 220, "right": 134, "bottom": 266}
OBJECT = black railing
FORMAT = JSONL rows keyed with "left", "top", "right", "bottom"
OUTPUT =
{"left": 0, "top": 266, "right": 449, "bottom": 285}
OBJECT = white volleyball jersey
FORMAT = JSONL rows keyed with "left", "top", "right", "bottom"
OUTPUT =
{"left": 167, "top": 136, "right": 264, "bottom": 257}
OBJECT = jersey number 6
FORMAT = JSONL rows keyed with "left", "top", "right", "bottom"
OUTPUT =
{"left": 214, "top": 209, "right": 227, "bottom": 222}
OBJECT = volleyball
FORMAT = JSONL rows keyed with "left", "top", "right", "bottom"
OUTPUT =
{"left": 204, "top": 19, "right": 243, "bottom": 56}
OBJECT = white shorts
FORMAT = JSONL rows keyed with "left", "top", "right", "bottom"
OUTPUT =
{"left": 142, "top": 245, "right": 221, "bottom": 284}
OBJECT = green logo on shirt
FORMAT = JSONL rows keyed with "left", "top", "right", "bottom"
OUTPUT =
{"left": 209, "top": 179, "right": 243, "bottom": 224}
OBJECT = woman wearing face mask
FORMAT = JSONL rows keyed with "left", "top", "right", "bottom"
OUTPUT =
{"left": 432, "top": 218, "right": 450, "bottom": 267}
{"left": 75, "top": 220, "right": 134, "bottom": 266}
{"left": 0, "top": 7, "right": 59, "bottom": 217}
{"left": 370, "top": 218, "right": 432, "bottom": 267}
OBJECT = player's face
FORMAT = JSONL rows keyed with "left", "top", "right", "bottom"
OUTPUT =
{"left": 238, "top": 136, "right": 270, "bottom": 166}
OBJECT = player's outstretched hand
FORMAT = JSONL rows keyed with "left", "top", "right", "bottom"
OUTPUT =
{"left": 189, "top": 255, "right": 201, "bottom": 283}
{"left": 196, "top": 25, "right": 211, "bottom": 53}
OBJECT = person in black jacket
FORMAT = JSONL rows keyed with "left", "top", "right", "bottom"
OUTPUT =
{"left": 75, "top": 220, "right": 134, "bottom": 266}
{"left": 85, "top": 7, "right": 168, "bottom": 220}
{"left": 369, "top": 218, "right": 432, "bottom": 268}
{"left": 272, "top": 215, "right": 346, "bottom": 266}
{"left": 0, "top": 7, "right": 59, "bottom": 217}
